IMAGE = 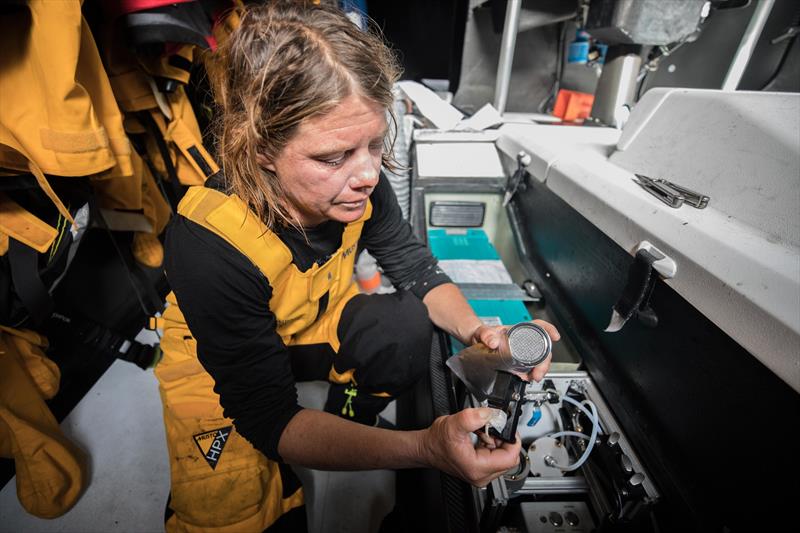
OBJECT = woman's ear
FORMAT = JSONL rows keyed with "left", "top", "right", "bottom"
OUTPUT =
{"left": 256, "top": 153, "right": 276, "bottom": 172}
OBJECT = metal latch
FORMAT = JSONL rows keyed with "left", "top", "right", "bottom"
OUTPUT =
{"left": 503, "top": 151, "right": 532, "bottom": 206}
{"left": 771, "top": 25, "right": 799, "bottom": 45}
{"left": 605, "top": 241, "right": 676, "bottom": 332}
{"left": 633, "top": 174, "right": 710, "bottom": 209}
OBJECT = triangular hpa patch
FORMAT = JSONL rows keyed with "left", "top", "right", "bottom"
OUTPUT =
{"left": 192, "top": 426, "right": 232, "bottom": 470}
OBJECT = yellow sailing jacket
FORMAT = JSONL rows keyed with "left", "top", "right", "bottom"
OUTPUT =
{"left": 0, "top": 0, "right": 131, "bottom": 179}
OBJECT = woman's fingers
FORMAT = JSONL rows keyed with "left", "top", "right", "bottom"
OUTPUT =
{"left": 533, "top": 319, "right": 560, "bottom": 341}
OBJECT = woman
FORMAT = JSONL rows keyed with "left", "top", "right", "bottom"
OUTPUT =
{"left": 159, "top": 2, "right": 560, "bottom": 531}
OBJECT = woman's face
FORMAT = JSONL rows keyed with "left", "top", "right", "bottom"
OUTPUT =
{"left": 263, "top": 94, "right": 387, "bottom": 227}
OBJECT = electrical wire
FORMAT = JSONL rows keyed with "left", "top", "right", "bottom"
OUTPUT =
{"left": 556, "top": 398, "right": 599, "bottom": 471}
{"left": 543, "top": 390, "right": 601, "bottom": 472}
{"left": 545, "top": 389, "right": 600, "bottom": 432}
{"left": 549, "top": 430, "right": 589, "bottom": 440}
{"left": 546, "top": 401, "right": 563, "bottom": 435}
{"left": 539, "top": 21, "right": 568, "bottom": 113}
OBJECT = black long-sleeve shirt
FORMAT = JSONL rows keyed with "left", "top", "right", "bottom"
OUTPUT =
{"left": 164, "top": 172, "right": 450, "bottom": 461}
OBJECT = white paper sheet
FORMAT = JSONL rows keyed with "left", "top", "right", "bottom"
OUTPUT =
{"left": 455, "top": 103, "right": 503, "bottom": 131}
{"left": 438, "top": 259, "right": 514, "bottom": 284}
{"left": 397, "top": 80, "right": 463, "bottom": 130}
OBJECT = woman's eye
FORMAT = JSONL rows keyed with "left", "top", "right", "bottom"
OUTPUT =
{"left": 321, "top": 154, "right": 346, "bottom": 167}
{"left": 369, "top": 143, "right": 384, "bottom": 154}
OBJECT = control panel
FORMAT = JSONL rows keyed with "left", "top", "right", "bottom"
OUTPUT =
{"left": 520, "top": 501, "right": 594, "bottom": 532}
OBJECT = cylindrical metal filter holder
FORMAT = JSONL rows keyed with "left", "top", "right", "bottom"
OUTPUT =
{"left": 507, "top": 322, "right": 552, "bottom": 369}
{"left": 445, "top": 322, "right": 553, "bottom": 400}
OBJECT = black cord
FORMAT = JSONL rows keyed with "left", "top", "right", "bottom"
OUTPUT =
{"left": 141, "top": 154, "right": 177, "bottom": 216}
{"left": 91, "top": 203, "right": 163, "bottom": 318}
{"left": 635, "top": 63, "right": 651, "bottom": 101}
{"left": 137, "top": 111, "right": 185, "bottom": 210}
{"left": 539, "top": 21, "right": 567, "bottom": 113}
{"left": 761, "top": 7, "right": 800, "bottom": 90}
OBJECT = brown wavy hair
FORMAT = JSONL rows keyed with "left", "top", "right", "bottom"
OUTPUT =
{"left": 205, "top": 1, "right": 401, "bottom": 230}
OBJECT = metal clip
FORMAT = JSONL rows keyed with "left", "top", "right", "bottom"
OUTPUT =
{"left": 653, "top": 179, "right": 709, "bottom": 209}
{"left": 503, "top": 151, "right": 532, "bottom": 207}
{"left": 633, "top": 174, "right": 710, "bottom": 209}
{"left": 633, "top": 174, "right": 684, "bottom": 208}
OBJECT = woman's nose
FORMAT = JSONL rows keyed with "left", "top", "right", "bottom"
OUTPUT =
{"left": 349, "top": 153, "right": 379, "bottom": 189}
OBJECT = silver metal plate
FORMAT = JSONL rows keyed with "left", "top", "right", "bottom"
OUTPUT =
{"left": 520, "top": 500, "right": 595, "bottom": 532}
{"left": 457, "top": 282, "right": 533, "bottom": 301}
{"left": 528, "top": 437, "right": 569, "bottom": 478}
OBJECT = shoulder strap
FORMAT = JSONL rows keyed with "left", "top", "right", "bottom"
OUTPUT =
{"left": 47, "top": 311, "right": 160, "bottom": 370}
{"left": 178, "top": 186, "right": 292, "bottom": 281}
{"left": 8, "top": 238, "right": 54, "bottom": 326}
{"left": 0, "top": 193, "right": 58, "bottom": 253}
{"left": 179, "top": 187, "right": 374, "bottom": 283}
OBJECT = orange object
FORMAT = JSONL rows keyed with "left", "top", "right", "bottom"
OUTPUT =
{"left": 357, "top": 271, "right": 382, "bottom": 293}
{"left": 552, "top": 89, "right": 595, "bottom": 122}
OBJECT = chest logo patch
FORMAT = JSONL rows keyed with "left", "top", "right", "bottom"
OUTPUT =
{"left": 193, "top": 426, "right": 232, "bottom": 470}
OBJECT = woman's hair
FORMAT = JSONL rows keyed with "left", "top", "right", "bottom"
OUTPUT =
{"left": 205, "top": 1, "right": 401, "bottom": 229}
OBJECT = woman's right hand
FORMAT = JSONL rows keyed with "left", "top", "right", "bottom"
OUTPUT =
{"left": 419, "top": 408, "right": 521, "bottom": 487}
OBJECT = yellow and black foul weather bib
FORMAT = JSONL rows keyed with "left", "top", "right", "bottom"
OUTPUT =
{"left": 156, "top": 185, "right": 371, "bottom": 532}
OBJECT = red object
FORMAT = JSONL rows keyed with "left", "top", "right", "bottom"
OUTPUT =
{"left": 552, "top": 89, "right": 595, "bottom": 122}
{"left": 102, "top": 0, "right": 196, "bottom": 19}
{"left": 117, "top": 0, "right": 196, "bottom": 14}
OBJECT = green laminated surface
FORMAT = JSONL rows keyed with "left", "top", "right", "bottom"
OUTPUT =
{"left": 468, "top": 299, "right": 531, "bottom": 326}
{"left": 428, "top": 229, "right": 531, "bottom": 354}
{"left": 428, "top": 229, "right": 499, "bottom": 260}
{"left": 450, "top": 299, "right": 533, "bottom": 353}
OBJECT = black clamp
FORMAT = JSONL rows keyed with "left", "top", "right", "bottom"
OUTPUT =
{"left": 485, "top": 371, "right": 528, "bottom": 443}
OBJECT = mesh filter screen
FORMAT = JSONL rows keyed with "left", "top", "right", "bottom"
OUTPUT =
{"left": 508, "top": 324, "right": 549, "bottom": 367}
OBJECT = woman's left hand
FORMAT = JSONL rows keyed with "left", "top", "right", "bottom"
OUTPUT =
{"left": 470, "top": 319, "right": 561, "bottom": 382}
